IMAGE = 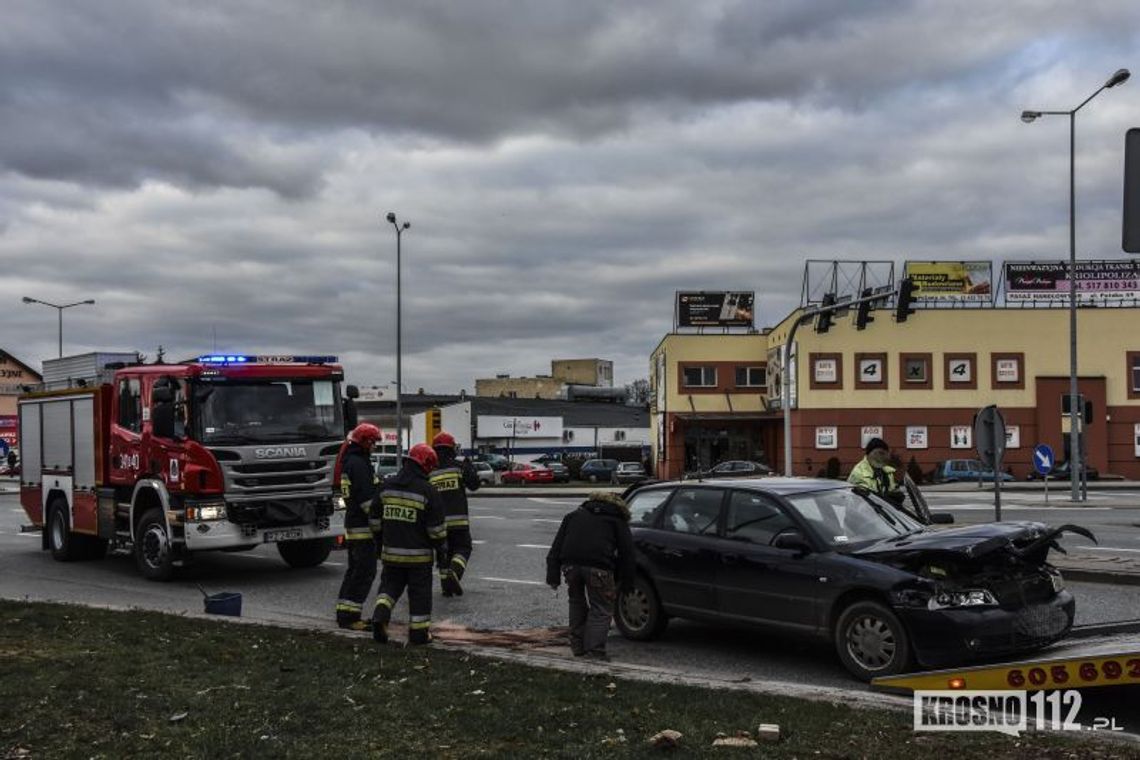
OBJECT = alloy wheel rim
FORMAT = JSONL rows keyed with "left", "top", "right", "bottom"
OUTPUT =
{"left": 622, "top": 588, "right": 650, "bottom": 630}
{"left": 846, "top": 615, "right": 896, "bottom": 671}
{"left": 142, "top": 525, "right": 168, "bottom": 569}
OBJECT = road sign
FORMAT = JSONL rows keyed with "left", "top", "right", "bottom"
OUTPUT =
{"left": 1033, "top": 444, "right": 1055, "bottom": 476}
{"left": 973, "top": 405, "right": 1006, "bottom": 468}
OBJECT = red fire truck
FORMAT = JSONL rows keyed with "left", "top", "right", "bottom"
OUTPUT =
{"left": 18, "top": 353, "right": 357, "bottom": 580}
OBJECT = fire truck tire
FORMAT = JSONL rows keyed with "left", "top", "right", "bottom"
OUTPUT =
{"left": 276, "top": 538, "right": 334, "bottom": 568}
{"left": 135, "top": 508, "right": 175, "bottom": 581}
{"left": 47, "top": 499, "right": 78, "bottom": 562}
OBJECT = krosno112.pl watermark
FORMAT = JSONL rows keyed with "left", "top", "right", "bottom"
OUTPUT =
{"left": 914, "top": 690, "right": 1122, "bottom": 735}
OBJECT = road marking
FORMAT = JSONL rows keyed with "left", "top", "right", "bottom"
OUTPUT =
{"left": 470, "top": 515, "right": 504, "bottom": 520}
{"left": 472, "top": 540, "right": 487, "bottom": 545}
{"left": 1085, "top": 546, "right": 1140, "bottom": 554}
{"left": 510, "top": 508, "right": 542, "bottom": 513}
{"left": 938, "top": 505, "right": 1110, "bottom": 511}
{"left": 517, "top": 543, "right": 551, "bottom": 549}
{"left": 477, "top": 576, "right": 545, "bottom": 586}
{"left": 528, "top": 498, "right": 578, "bottom": 505}
{"left": 532, "top": 518, "right": 563, "bottom": 524}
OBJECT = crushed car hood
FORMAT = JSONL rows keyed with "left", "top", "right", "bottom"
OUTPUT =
{"left": 852, "top": 521, "right": 1096, "bottom": 563}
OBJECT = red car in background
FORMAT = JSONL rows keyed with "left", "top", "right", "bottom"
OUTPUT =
{"left": 500, "top": 463, "right": 555, "bottom": 485}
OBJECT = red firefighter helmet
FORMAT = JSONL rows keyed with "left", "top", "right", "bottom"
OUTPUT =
{"left": 407, "top": 443, "right": 439, "bottom": 473}
{"left": 432, "top": 431, "right": 457, "bottom": 449}
{"left": 348, "top": 423, "right": 381, "bottom": 449}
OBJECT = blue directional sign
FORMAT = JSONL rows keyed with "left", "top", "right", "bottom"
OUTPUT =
{"left": 1033, "top": 444, "right": 1055, "bottom": 476}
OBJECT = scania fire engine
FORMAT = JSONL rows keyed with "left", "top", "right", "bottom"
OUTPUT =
{"left": 18, "top": 352, "right": 357, "bottom": 580}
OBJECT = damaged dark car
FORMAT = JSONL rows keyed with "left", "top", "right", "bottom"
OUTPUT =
{"left": 614, "top": 478, "right": 1093, "bottom": 681}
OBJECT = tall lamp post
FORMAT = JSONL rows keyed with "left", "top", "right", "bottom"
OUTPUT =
{"left": 21, "top": 297, "right": 96, "bottom": 358}
{"left": 386, "top": 212, "right": 411, "bottom": 464}
{"left": 1022, "top": 67, "right": 1130, "bottom": 502}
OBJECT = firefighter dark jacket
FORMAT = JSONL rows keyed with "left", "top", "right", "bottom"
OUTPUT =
{"left": 546, "top": 492, "right": 636, "bottom": 591}
{"left": 429, "top": 448, "right": 480, "bottom": 529}
{"left": 339, "top": 443, "right": 377, "bottom": 536}
{"left": 373, "top": 461, "right": 447, "bottom": 565}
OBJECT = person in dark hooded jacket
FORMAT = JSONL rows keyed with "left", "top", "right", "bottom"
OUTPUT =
{"left": 546, "top": 492, "right": 636, "bottom": 660}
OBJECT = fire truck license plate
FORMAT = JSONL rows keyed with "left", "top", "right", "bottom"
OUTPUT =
{"left": 263, "top": 528, "right": 304, "bottom": 543}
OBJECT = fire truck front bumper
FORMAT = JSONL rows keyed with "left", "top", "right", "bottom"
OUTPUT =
{"left": 183, "top": 509, "right": 345, "bottom": 551}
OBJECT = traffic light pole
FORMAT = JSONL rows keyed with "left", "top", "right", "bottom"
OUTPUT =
{"left": 781, "top": 288, "right": 899, "bottom": 476}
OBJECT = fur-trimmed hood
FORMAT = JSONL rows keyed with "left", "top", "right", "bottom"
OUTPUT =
{"left": 581, "top": 491, "right": 631, "bottom": 522}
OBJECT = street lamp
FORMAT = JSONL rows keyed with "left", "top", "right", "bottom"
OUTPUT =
{"left": 21, "top": 296, "right": 96, "bottom": 358}
{"left": 386, "top": 211, "right": 411, "bottom": 465}
{"left": 1021, "top": 68, "right": 1129, "bottom": 502}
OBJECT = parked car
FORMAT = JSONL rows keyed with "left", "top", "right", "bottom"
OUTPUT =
{"left": 579, "top": 458, "right": 620, "bottom": 483}
{"left": 475, "top": 453, "right": 511, "bottom": 472}
{"left": 500, "top": 462, "right": 555, "bottom": 485}
{"left": 542, "top": 461, "right": 571, "bottom": 483}
{"left": 1026, "top": 460, "right": 1100, "bottom": 481}
{"left": 931, "top": 459, "right": 1014, "bottom": 484}
{"left": 471, "top": 460, "right": 497, "bottom": 486}
{"left": 614, "top": 477, "right": 1088, "bottom": 681}
{"left": 696, "top": 460, "right": 772, "bottom": 479}
{"left": 613, "top": 462, "right": 647, "bottom": 484}
{"left": 370, "top": 453, "right": 400, "bottom": 479}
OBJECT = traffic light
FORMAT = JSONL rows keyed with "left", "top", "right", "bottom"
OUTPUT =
{"left": 855, "top": 288, "right": 874, "bottom": 330}
{"left": 895, "top": 277, "right": 917, "bottom": 322}
{"left": 815, "top": 293, "right": 837, "bottom": 333}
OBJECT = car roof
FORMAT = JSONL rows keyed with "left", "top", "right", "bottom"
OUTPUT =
{"left": 634, "top": 477, "right": 847, "bottom": 496}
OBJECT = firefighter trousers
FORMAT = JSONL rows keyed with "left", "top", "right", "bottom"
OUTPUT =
{"left": 440, "top": 526, "right": 473, "bottom": 583}
{"left": 373, "top": 563, "right": 433, "bottom": 644}
{"left": 563, "top": 565, "right": 616, "bottom": 656}
{"left": 335, "top": 538, "right": 377, "bottom": 625}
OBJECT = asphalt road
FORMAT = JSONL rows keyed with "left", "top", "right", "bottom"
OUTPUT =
{"left": 3, "top": 488, "right": 1140, "bottom": 691}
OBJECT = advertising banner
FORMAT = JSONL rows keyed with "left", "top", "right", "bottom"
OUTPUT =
{"left": 1004, "top": 260, "right": 1140, "bottom": 302}
{"left": 904, "top": 261, "right": 993, "bottom": 302}
{"left": 677, "top": 291, "right": 755, "bottom": 328}
{"left": 0, "top": 415, "right": 16, "bottom": 450}
{"left": 476, "top": 415, "right": 564, "bottom": 440}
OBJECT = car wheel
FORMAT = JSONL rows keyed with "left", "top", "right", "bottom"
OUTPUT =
{"left": 588, "top": 474, "right": 598, "bottom": 483}
{"left": 48, "top": 498, "right": 78, "bottom": 562}
{"left": 277, "top": 538, "right": 334, "bottom": 568}
{"left": 834, "top": 600, "right": 911, "bottom": 681}
{"left": 135, "top": 508, "right": 175, "bottom": 581}
{"left": 616, "top": 574, "right": 668, "bottom": 641}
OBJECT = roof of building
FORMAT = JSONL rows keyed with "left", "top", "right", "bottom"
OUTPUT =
{"left": 0, "top": 349, "right": 43, "bottom": 380}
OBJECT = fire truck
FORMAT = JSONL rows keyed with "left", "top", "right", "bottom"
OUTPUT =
{"left": 17, "top": 352, "right": 359, "bottom": 580}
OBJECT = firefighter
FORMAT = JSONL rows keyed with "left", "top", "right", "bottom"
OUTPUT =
{"left": 334, "top": 423, "right": 382, "bottom": 631}
{"left": 429, "top": 431, "right": 480, "bottom": 597}
{"left": 372, "top": 443, "right": 447, "bottom": 645}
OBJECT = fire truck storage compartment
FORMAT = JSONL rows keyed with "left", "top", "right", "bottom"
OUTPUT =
{"left": 20, "top": 394, "right": 97, "bottom": 488}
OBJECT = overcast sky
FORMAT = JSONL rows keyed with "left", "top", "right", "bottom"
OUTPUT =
{"left": 3, "top": 1, "right": 1139, "bottom": 393}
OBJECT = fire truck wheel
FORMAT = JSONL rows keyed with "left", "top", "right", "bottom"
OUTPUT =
{"left": 135, "top": 508, "right": 175, "bottom": 581}
{"left": 277, "top": 538, "right": 334, "bottom": 568}
{"left": 47, "top": 498, "right": 78, "bottom": 562}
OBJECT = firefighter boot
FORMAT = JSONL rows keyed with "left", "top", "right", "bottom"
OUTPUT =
{"left": 439, "top": 568, "right": 455, "bottom": 598}
{"left": 373, "top": 594, "right": 394, "bottom": 644}
{"left": 339, "top": 619, "right": 374, "bottom": 633}
{"left": 442, "top": 555, "right": 466, "bottom": 597}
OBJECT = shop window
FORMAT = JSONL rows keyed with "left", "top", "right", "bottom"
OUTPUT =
{"left": 614, "top": 430, "right": 627, "bottom": 441}
{"left": 735, "top": 366, "right": 766, "bottom": 388}
{"left": 899, "top": 353, "right": 932, "bottom": 390}
{"left": 990, "top": 353, "right": 1025, "bottom": 390}
{"left": 683, "top": 366, "right": 717, "bottom": 388}
{"left": 562, "top": 430, "right": 575, "bottom": 442}
{"left": 944, "top": 353, "right": 977, "bottom": 390}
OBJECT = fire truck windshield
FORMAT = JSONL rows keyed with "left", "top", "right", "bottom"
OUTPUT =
{"left": 192, "top": 378, "right": 344, "bottom": 445}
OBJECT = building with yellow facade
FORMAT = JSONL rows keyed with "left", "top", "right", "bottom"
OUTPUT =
{"left": 651, "top": 306, "right": 1140, "bottom": 480}
{"left": 0, "top": 349, "right": 43, "bottom": 453}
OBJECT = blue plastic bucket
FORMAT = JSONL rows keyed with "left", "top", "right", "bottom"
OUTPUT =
{"left": 203, "top": 592, "right": 242, "bottom": 617}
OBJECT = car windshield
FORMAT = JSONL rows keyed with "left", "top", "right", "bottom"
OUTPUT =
{"left": 192, "top": 378, "right": 344, "bottom": 444}
{"left": 784, "top": 488, "right": 923, "bottom": 549}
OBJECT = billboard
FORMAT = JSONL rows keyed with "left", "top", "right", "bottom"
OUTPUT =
{"left": 904, "top": 261, "right": 993, "bottom": 302}
{"left": 677, "top": 291, "right": 755, "bottom": 328}
{"left": 476, "top": 415, "right": 563, "bottom": 440}
{"left": 1004, "top": 260, "right": 1140, "bottom": 302}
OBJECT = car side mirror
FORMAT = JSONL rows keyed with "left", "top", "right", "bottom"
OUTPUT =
{"left": 772, "top": 530, "right": 812, "bottom": 555}
{"left": 930, "top": 512, "right": 955, "bottom": 525}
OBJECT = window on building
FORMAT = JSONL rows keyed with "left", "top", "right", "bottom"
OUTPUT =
{"left": 614, "top": 430, "right": 627, "bottom": 441}
{"left": 735, "top": 366, "right": 766, "bottom": 388}
{"left": 562, "top": 430, "right": 575, "bottom": 442}
{"left": 1130, "top": 353, "right": 1140, "bottom": 394}
{"left": 683, "top": 366, "right": 717, "bottom": 387}
{"left": 117, "top": 378, "right": 142, "bottom": 433}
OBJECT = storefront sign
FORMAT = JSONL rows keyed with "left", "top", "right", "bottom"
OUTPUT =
{"left": 813, "top": 358, "right": 838, "bottom": 384}
{"left": 906, "top": 426, "right": 928, "bottom": 449}
{"left": 861, "top": 426, "right": 883, "bottom": 448}
{"left": 815, "top": 426, "right": 838, "bottom": 450}
{"left": 950, "top": 425, "right": 972, "bottom": 449}
{"left": 947, "top": 358, "right": 972, "bottom": 383}
{"left": 995, "top": 359, "right": 1020, "bottom": 384}
{"left": 1005, "top": 425, "right": 1021, "bottom": 449}
{"left": 858, "top": 358, "right": 884, "bottom": 384}
{"left": 1004, "top": 260, "right": 1140, "bottom": 302}
{"left": 476, "top": 416, "right": 564, "bottom": 439}
{"left": 676, "top": 291, "right": 755, "bottom": 328}
{"left": 905, "top": 261, "right": 993, "bottom": 302}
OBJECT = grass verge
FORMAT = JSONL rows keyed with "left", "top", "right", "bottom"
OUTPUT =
{"left": 0, "top": 600, "right": 1132, "bottom": 759}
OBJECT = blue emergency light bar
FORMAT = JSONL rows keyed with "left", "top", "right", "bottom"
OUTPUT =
{"left": 196, "top": 354, "right": 339, "bottom": 365}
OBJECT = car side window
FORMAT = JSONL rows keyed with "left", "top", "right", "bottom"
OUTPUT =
{"left": 661, "top": 488, "right": 723, "bottom": 535}
{"left": 725, "top": 491, "right": 796, "bottom": 545}
{"left": 627, "top": 489, "right": 673, "bottom": 527}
